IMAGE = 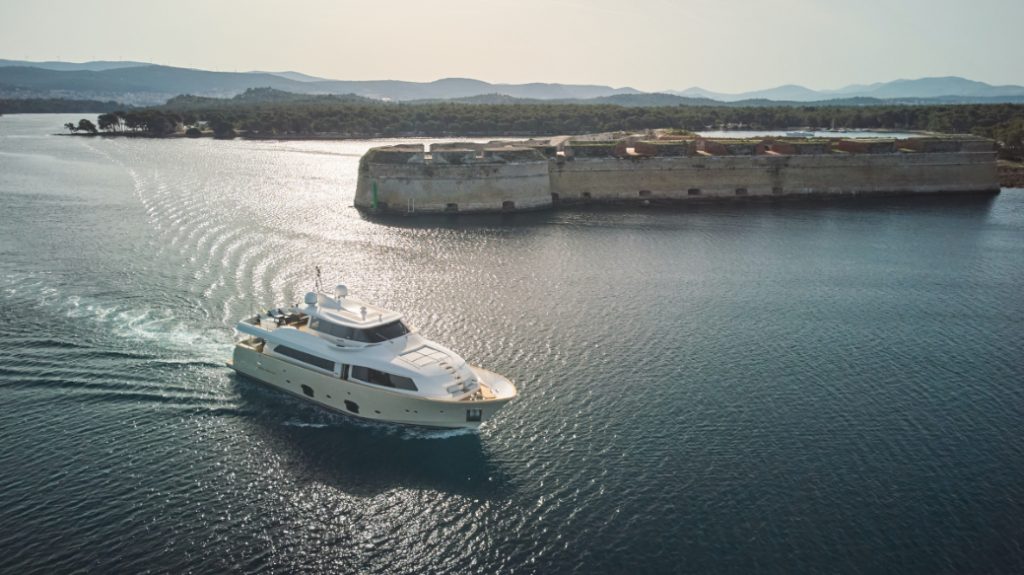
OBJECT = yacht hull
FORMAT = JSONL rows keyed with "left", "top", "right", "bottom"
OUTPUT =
{"left": 230, "top": 346, "right": 514, "bottom": 429}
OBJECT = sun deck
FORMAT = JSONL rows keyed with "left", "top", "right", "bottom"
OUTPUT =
{"left": 315, "top": 301, "right": 401, "bottom": 327}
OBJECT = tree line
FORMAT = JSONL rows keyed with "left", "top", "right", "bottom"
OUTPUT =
{"left": 59, "top": 90, "right": 1024, "bottom": 158}
{"left": 0, "top": 97, "right": 126, "bottom": 114}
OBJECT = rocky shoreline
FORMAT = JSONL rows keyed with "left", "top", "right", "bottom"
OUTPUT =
{"left": 998, "top": 161, "right": 1024, "bottom": 188}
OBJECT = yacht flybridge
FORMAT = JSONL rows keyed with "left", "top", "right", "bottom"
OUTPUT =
{"left": 229, "top": 284, "right": 516, "bottom": 428}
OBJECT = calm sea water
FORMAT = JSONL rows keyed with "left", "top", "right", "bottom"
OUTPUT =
{"left": 1, "top": 114, "right": 1023, "bottom": 574}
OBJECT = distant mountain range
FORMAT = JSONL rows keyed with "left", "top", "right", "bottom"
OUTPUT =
{"left": 432, "top": 92, "right": 1024, "bottom": 108}
{"left": 0, "top": 60, "right": 641, "bottom": 105}
{"left": 0, "top": 58, "right": 152, "bottom": 72}
{"left": 668, "top": 77, "right": 1024, "bottom": 102}
{"left": 1, "top": 59, "right": 1023, "bottom": 107}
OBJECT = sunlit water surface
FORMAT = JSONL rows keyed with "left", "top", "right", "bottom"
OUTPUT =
{"left": 1, "top": 115, "right": 1023, "bottom": 574}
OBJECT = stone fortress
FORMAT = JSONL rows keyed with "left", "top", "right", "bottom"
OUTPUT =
{"left": 354, "top": 130, "right": 1000, "bottom": 214}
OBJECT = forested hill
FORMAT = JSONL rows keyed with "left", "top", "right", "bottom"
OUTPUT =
{"left": 164, "top": 88, "right": 376, "bottom": 109}
{"left": 57, "top": 89, "right": 1018, "bottom": 159}
{"left": 155, "top": 89, "right": 1021, "bottom": 135}
{"left": 414, "top": 93, "right": 1024, "bottom": 108}
{"left": 0, "top": 97, "right": 127, "bottom": 114}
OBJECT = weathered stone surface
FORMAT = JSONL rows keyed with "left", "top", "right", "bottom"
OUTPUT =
{"left": 633, "top": 141, "right": 695, "bottom": 157}
{"left": 762, "top": 139, "right": 831, "bottom": 155}
{"left": 354, "top": 136, "right": 1000, "bottom": 214}
{"left": 549, "top": 152, "right": 998, "bottom": 201}
{"left": 565, "top": 142, "right": 619, "bottom": 158}
{"left": 834, "top": 139, "right": 896, "bottom": 154}
{"left": 355, "top": 146, "right": 550, "bottom": 213}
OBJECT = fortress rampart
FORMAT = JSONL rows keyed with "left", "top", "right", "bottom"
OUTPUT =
{"left": 356, "top": 144, "right": 551, "bottom": 213}
{"left": 354, "top": 133, "right": 1000, "bottom": 214}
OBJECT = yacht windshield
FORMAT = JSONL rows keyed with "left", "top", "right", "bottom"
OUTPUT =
{"left": 311, "top": 318, "right": 410, "bottom": 342}
{"left": 362, "top": 320, "right": 410, "bottom": 342}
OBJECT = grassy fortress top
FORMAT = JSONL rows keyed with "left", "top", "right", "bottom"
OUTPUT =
{"left": 355, "top": 130, "right": 999, "bottom": 214}
{"left": 363, "top": 130, "right": 995, "bottom": 161}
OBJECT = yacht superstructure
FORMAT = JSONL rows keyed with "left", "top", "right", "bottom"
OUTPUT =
{"left": 229, "top": 285, "right": 516, "bottom": 428}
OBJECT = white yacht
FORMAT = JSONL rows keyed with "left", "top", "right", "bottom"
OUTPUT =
{"left": 229, "top": 285, "right": 517, "bottom": 428}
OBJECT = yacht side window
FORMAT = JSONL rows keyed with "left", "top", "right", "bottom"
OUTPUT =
{"left": 350, "top": 366, "right": 418, "bottom": 391}
{"left": 387, "top": 373, "right": 417, "bottom": 391}
{"left": 273, "top": 344, "right": 335, "bottom": 372}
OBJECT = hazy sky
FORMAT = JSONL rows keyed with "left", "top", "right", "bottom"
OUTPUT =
{"left": 1, "top": 0, "right": 1021, "bottom": 93}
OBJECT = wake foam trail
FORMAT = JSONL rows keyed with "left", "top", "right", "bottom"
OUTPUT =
{"left": 398, "top": 426, "right": 479, "bottom": 440}
{"left": 6, "top": 277, "right": 227, "bottom": 373}
{"left": 3, "top": 274, "right": 233, "bottom": 364}
{"left": 281, "top": 420, "right": 331, "bottom": 429}
{"left": 64, "top": 301, "right": 231, "bottom": 362}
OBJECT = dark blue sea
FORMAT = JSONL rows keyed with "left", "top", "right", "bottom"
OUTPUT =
{"left": 1, "top": 114, "right": 1023, "bottom": 574}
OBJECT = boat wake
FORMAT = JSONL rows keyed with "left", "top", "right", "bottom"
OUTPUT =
{"left": 67, "top": 302, "right": 230, "bottom": 359}
{"left": 3, "top": 271, "right": 230, "bottom": 367}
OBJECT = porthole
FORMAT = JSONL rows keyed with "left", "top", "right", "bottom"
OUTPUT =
{"left": 344, "top": 400, "right": 359, "bottom": 414}
{"left": 301, "top": 385, "right": 314, "bottom": 398}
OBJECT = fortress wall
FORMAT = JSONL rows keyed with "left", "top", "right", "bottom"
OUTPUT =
{"left": 633, "top": 141, "right": 695, "bottom": 157}
{"left": 355, "top": 159, "right": 551, "bottom": 213}
{"left": 549, "top": 152, "right": 999, "bottom": 202}
{"left": 355, "top": 140, "right": 1000, "bottom": 214}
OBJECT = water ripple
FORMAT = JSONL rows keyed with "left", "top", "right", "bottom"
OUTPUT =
{"left": 1, "top": 120, "right": 1022, "bottom": 574}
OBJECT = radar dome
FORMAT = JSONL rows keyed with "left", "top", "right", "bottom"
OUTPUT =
{"left": 304, "top": 292, "right": 318, "bottom": 305}
{"left": 335, "top": 284, "right": 349, "bottom": 298}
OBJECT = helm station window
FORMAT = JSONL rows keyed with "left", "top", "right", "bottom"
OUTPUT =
{"left": 310, "top": 319, "right": 410, "bottom": 342}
